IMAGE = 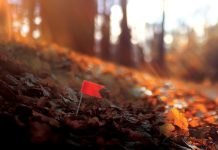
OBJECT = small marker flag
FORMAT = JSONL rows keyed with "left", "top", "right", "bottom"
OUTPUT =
{"left": 80, "top": 80, "right": 105, "bottom": 98}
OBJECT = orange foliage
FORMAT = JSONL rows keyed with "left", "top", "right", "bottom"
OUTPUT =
{"left": 204, "top": 116, "right": 216, "bottom": 124}
{"left": 166, "top": 108, "right": 189, "bottom": 131}
{"left": 194, "top": 104, "right": 207, "bottom": 113}
{"left": 159, "top": 123, "right": 175, "bottom": 137}
{"left": 189, "top": 117, "right": 200, "bottom": 127}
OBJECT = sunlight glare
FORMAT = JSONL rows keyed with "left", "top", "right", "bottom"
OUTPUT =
{"left": 13, "top": 20, "right": 20, "bottom": 31}
{"left": 164, "top": 34, "right": 173, "bottom": 45}
{"left": 94, "top": 15, "right": 103, "bottom": 41}
{"left": 32, "top": 29, "right": 41, "bottom": 39}
{"left": 20, "top": 24, "right": 29, "bottom": 37}
{"left": 127, "top": 0, "right": 163, "bottom": 44}
{"left": 95, "top": 31, "right": 102, "bottom": 41}
{"left": 34, "top": 16, "right": 42, "bottom": 25}
{"left": 110, "top": 4, "right": 122, "bottom": 44}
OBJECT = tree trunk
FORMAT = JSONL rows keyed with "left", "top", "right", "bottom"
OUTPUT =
{"left": 116, "top": 0, "right": 133, "bottom": 67}
{"left": 157, "top": 0, "right": 165, "bottom": 67}
{"left": 39, "top": 0, "right": 75, "bottom": 46}
{"left": 0, "top": 0, "right": 12, "bottom": 41}
{"left": 100, "top": 0, "right": 111, "bottom": 60}
{"left": 39, "top": 0, "right": 97, "bottom": 55}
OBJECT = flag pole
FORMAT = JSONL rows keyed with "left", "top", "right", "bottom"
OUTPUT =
{"left": 76, "top": 92, "right": 83, "bottom": 116}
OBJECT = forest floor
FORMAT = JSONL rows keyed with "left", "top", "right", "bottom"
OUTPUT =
{"left": 0, "top": 41, "right": 217, "bottom": 149}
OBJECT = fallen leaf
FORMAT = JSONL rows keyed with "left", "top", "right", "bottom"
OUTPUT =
{"left": 159, "top": 123, "right": 175, "bottom": 137}
{"left": 204, "top": 116, "right": 216, "bottom": 124}
{"left": 189, "top": 117, "right": 200, "bottom": 127}
{"left": 166, "top": 108, "right": 189, "bottom": 131}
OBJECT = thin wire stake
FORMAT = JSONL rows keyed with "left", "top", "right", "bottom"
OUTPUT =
{"left": 76, "top": 93, "right": 83, "bottom": 116}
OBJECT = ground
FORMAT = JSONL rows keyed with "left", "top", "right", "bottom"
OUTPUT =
{"left": 0, "top": 41, "right": 217, "bottom": 149}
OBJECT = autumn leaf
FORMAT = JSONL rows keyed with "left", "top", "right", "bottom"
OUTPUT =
{"left": 189, "top": 117, "right": 200, "bottom": 127}
{"left": 204, "top": 116, "right": 216, "bottom": 124}
{"left": 159, "top": 123, "right": 175, "bottom": 137}
{"left": 166, "top": 108, "right": 189, "bottom": 131}
{"left": 0, "top": 42, "right": 217, "bottom": 148}
{"left": 194, "top": 104, "right": 207, "bottom": 113}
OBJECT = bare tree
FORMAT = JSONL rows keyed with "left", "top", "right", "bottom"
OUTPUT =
{"left": 100, "top": 0, "right": 111, "bottom": 60}
{"left": 116, "top": 0, "right": 133, "bottom": 66}
{"left": 157, "top": 0, "right": 165, "bottom": 67}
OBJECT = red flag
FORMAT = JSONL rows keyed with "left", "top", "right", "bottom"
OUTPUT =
{"left": 80, "top": 80, "right": 105, "bottom": 98}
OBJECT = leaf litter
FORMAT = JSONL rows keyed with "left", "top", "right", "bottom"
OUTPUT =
{"left": 0, "top": 42, "right": 217, "bottom": 149}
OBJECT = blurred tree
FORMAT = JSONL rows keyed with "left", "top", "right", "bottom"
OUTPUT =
{"left": 100, "top": 0, "right": 111, "bottom": 61}
{"left": 157, "top": 0, "right": 165, "bottom": 67}
{"left": 204, "top": 25, "right": 218, "bottom": 81}
{"left": 149, "top": 0, "right": 166, "bottom": 72}
{"left": 69, "top": 0, "right": 97, "bottom": 55}
{"left": 116, "top": 0, "right": 134, "bottom": 66}
{"left": 21, "top": 0, "right": 37, "bottom": 40}
{"left": 150, "top": 25, "right": 159, "bottom": 62}
{"left": 40, "top": 0, "right": 97, "bottom": 55}
{"left": 137, "top": 45, "right": 146, "bottom": 66}
{"left": 186, "top": 29, "right": 199, "bottom": 52}
{"left": 0, "top": 0, "right": 12, "bottom": 40}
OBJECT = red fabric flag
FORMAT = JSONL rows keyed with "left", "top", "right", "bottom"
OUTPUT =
{"left": 80, "top": 80, "right": 105, "bottom": 98}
